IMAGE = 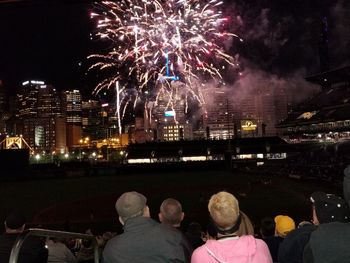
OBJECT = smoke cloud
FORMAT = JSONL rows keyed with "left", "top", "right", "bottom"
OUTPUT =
{"left": 217, "top": 0, "right": 350, "bottom": 109}
{"left": 331, "top": 0, "right": 350, "bottom": 67}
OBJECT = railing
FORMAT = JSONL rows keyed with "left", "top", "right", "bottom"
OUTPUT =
{"left": 9, "top": 228, "right": 100, "bottom": 263}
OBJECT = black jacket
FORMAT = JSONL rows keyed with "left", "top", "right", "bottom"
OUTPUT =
{"left": 303, "top": 165, "right": 350, "bottom": 263}
{"left": 102, "top": 216, "right": 192, "bottom": 263}
{"left": 303, "top": 222, "right": 350, "bottom": 263}
{"left": 278, "top": 224, "right": 316, "bottom": 263}
{"left": 0, "top": 233, "right": 48, "bottom": 263}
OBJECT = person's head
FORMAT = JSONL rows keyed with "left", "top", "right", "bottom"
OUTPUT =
{"left": 260, "top": 217, "right": 276, "bottom": 238}
{"left": 310, "top": 191, "right": 350, "bottom": 225}
{"left": 158, "top": 198, "right": 184, "bottom": 227}
{"left": 115, "top": 191, "right": 149, "bottom": 225}
{"left": 298, "top": 220, "right": 313, "bottom": 228}
{"left": 274, "top": 215, "right": 295, "bottom": 238}
{"left": 4, "top": 210, "right": 26, "bottom": 233}
{"left": 208, "top": 191, "right": 240, "bottom": 235}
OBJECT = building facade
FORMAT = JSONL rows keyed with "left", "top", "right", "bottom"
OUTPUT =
{"left": 17, "top": 80, "right": 65, "bottom": 152}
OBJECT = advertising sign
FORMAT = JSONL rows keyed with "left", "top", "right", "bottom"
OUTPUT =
{"left": 241, "top": 120, "right": 257, "bottom": 131}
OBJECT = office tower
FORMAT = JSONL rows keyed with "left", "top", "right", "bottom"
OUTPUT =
{"left": 202, "top": 88, "right": 235, "bottom": 139}
{"left": 82, "top": 100, "right": 105, "bottom": 140}
{"left": 63, "top": 90, "right": 82, "bottom": 124}
{"left": 18, "top": 80, "right": 61, "bottom": 118}
{"left": 151, "top": 84, "right": 192, "bottom": 141}
{"left": 18, "top": 80, "right": 65, "bottom": 152}
{"left": 62, "top": 90, "right": 82, "bottom": 148}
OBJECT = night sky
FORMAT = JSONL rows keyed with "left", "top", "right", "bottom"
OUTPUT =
{"left": 0, "top": 0, "right": 349, "bottom": 98}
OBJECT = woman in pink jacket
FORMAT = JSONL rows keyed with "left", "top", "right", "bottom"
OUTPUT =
{"left": 191, "top": 191, "right": 272, "bottom": 263}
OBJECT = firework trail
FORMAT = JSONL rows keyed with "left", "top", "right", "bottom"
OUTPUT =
{"left": 88, "top": 0, "right": 241, "bottom": 129}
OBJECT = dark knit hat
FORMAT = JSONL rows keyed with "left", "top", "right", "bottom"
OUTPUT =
{"left": 310, "top": 192, "right": 350, "bottom": 224}
{"left": 5, "top": 211, "right": 26, "bottom": 229}
{"left": 115, "top": 191, "right": 147, "bottom": 221}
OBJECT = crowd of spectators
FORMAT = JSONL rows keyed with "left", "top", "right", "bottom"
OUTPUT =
{"left": 1, "top": 164, "right": 350, "bottom": 262}
{"left": 280, "top": 147, "right": 350, "bottom": 183}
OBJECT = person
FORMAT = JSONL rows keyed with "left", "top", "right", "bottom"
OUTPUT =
{"left": 279, "top": 191, "right": 349, "bottom": 263}
{"left": 185, "top": 222, "right": 205, "bottom": 249}
{"left": 0, "top": 210, "right": 48, "bottom": 263}
{"left": 102, "top": 191, "right": 191, "bottom": 263}
{"left": 277, "top": 221, "right": 316, "bottom": 263}
{"left": 274, "top": 215, "right": 295, "bottom": 238}
{"left": 158, "top": 198, "right": 185, "bottom": 228}
{"left": 260, "top": 217, "right": 284, "bottom": 263}
{"left": 191, "top": 191, "right": 272, "bottom": 263}
{"left": 46, "top": 237, "right": 77, "bottom": 263}
{"left": 158, "top": 198, "right": 193, "bottom": 262}
{"left": 302, "top": 168, "right": 350, "bottom": 263}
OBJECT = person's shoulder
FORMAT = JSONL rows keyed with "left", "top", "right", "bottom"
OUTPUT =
{"left": 191, "top": 243, "right": 209, "bottom": 263}
{"left": 241, "top": 235, "right": 270, "bottom": 252}
{"left": 240, "top": 235, "right": 265, "bottom": 244}
{"left": 192, "top": 241, "right": 211, "bottom": 255}
{"left": 157, "top": 223, "right": 181, "bottom": 234}
{"left": 313, "top": 222, "right": 350, "bottom": 236}
{"left": 285, "top": 225, "right": 317, "bottom": 239}
{"left": 103, "top": 234, "right": 121, "bottom": 249}
{"left": 253, "top": 236, "right": 270, "bottom": 247}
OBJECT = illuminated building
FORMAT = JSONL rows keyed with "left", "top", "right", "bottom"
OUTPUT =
{"left": 21, "top": 116, "right": 66, "bottom": 153}
{"left": 63, "top": 90, "right": 82, "bottom": 124}
{"left": 158, "top": 123, "right": 193, "bottom": 141}
{"left": 131, "top": 117, "right": 154, "bottom": 143}
{"left": 62, "top": 90, "right": 82, "bottom": 148}
{"left": 82, "top": 100, "right": 106, "bottom": 140}
{"left": 17, "top": 80, "right": 65, "bottom": 152}
{"left": 18, "top": 80, "right": 61, "bottom": 118}
{"left": 151, "top": 83, "right": 192, "bottom": 141}
{"left": 202, "top": 85, "right": 287, "bottom": 139}
{"left": 202, "top": 89, "right": 235, "bottom": 139}
{"left": 256, "top": 86, "right": 287, "bottom": 136}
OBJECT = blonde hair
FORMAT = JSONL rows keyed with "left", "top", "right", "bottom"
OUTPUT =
{"left": 208, "top": 191, "right": 240, "bottom": 230}
{"left": 237, "top": 211, "right": 254, "bottom": 236}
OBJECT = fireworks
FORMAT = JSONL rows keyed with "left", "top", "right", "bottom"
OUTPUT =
{"left": 88, "top": 0, "right": 241, "bottom": 130}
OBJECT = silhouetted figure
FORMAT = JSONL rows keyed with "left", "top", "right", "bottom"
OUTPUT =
{"left": 0, "top": 210, "right": 48, "bottom": 263}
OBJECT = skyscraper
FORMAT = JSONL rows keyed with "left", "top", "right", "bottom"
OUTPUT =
{"left": 202, "top": 89, "right": 235, "bottom": 139}
{"left": 62, "top": 90, "right": 82, "bottom": 149}
{"left": 151, "top": 83, "right": 192, "bottom": 141}
{"left": 18, "top": 80, "right": 65, "bottom": 152}
{"left": 62, "top": 90, "right": 82, "bottom": 124}
{"left": 18, "top": 80, "right": 61, "bottom": 118}
{"left": 82, "top": 100, "right": 105, "bottom": 140}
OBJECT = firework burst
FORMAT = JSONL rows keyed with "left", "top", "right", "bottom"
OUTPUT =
{"left": 88, "top": 0, "right": 241, "bottom": 130}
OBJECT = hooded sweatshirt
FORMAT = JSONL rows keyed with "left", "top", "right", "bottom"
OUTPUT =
{"left": 191, "top": 235, "right": 272, "bottom": 263}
